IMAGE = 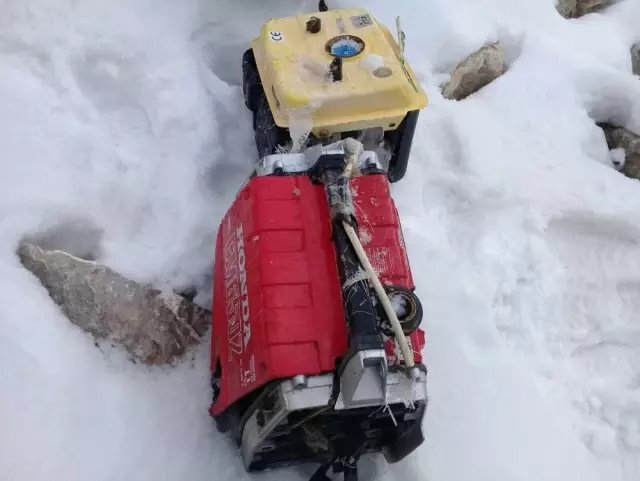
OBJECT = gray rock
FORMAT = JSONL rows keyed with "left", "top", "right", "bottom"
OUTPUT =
{"left": 601, "top": 124, "right": 640, "bottom": 180}
{"left": 18, "top": 243, "right": 211, "bottom": 365}
{"left": 557, "top": 0, "right": 614, "bottom": 17}
{"left": 574, "top": 0, "right": 614, "bottom": 17}
{"left": 442, "top": 42, "right": 505, "bottom": 101}
{"left": 632, "top": 44, "right": 639, "bottom": 77}
{"left": 556, "top": 0, "right": 578, "bottom": 17}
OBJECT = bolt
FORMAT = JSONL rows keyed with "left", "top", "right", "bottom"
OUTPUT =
{"left": 307, "top": 16, "right": 321, "bottom": 34}
{"left": 273, "top": 159, "right": 284, "bottom": 174}
{"left": 364, "top": 155, "right": 377, "bottom": 169}
{"left": 292, "top": 374, "right": 307, "bottom": 389}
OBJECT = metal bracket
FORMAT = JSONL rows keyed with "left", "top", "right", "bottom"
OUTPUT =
{"left": 339, "top": 349, "right": 388, "bottom": 409}
{"left": 255, "top": 142, "right": 382, "bottom": 177}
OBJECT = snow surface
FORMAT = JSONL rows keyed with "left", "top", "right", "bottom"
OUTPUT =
{"left": 1, "top": 0, "right": 640, "bottom": 480}
{"left": 610, "top": 147, "right": 627, "bottom": 169}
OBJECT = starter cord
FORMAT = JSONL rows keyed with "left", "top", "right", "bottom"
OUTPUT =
{"left": 340, "top": 139, "right": 415, "bottom": 369}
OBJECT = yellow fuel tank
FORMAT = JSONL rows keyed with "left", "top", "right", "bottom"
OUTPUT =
{"left": 251, "top": 8, "right": 428, "bottom": 136}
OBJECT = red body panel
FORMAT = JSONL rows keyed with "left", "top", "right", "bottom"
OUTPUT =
{"left": 210, "top": 174, "right": 425, "bottom": 414}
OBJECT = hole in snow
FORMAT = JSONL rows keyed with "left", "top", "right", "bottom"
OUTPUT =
{"left": 21, "top": 216, "right": 104, "bottom": 261}
{"left": 192, "top": 22, "right": 246, "bottom": 86}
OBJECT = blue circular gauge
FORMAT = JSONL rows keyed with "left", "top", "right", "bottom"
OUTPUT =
{"left": 325, "top": 35, "right": 365, "bottom": 58}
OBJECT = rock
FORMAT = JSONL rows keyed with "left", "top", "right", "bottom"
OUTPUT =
{"left": 442, "top": 42, "right": 505, "bottom": 101}
{"left": 632, "top": 44, "right": 640, "bottom": 77}
{"left": 18, "top": 243, "right": 211, "bottom": 365}
{"left": 557, "top": 0, "right": 614, "bottom": 17}
{"left": 556, "top": 0, "right": 578, "bottom": 17}
{"left": 573, "top": 0, "right": 614, "bottom": 17}
{"left": 601, "top": 124, "right": 640, "bottom": 180}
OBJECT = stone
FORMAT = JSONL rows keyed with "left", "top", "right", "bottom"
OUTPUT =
{"left": 632, "top": 44, "right": 640, "bottom": 77}
{"left": 601, "top": 124, "right": 640, "bottom": 180}
{"left": 441, "top": 42, "right": 505, "bottom": 101}
{"left": 557, "top": 0, "right": 614, "bottom": 18}
{"left": 18, "top": 243, "right": 211, "bottom": 365}
{"left": 573, "top": 0, "right": 614, "bottom": 17}
{"left": 556, "top": 0, "right": 578, "bottom": 17}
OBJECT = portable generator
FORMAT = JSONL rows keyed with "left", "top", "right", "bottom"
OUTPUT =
{"left": 209, "top": 4, "right": 429, "bottom": 480}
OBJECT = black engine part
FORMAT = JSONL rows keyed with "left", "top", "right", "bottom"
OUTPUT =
{"left": 377, "top": 285, "right": 423, "bottom": 337}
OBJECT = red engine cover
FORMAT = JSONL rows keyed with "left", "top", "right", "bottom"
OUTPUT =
{"left": 209, "top": 174, "right": 426, "bottom": 415}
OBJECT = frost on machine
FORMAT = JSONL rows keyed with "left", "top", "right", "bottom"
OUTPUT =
{"left": 208, "top": 3, "right": 429, "bottom": 481}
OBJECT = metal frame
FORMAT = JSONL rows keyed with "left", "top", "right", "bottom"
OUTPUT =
{"left": 240, "top": 371, "right": 428, "bottom": 470}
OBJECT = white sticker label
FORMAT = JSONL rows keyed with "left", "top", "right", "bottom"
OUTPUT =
{"left": 242, "top": 355, "right": 256, "bottom": 387}
{"left": 269, "top": 31, "right": 284, "bottom": 42}
{"left": 351, "top": 14, "right": 373, "bottom": 28}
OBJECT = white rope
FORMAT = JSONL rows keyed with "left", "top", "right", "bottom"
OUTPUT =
{"left": 340, "top": 140, "right": 415, "bottom": 369}
{"left": 342, "top": 221, "right": 415, "bottom": 368}
{"left": 341, "top": 268, "right": 371, "bottom": 292}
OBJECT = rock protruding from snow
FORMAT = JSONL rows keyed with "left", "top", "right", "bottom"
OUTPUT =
{"left": 632, "top": 44, "right": 639, "bottom": 77}
{"left": 18, "top": 243, "right": 211, "bottom": 365}
{"left": 557, "top": 0, "right": 614, "bottom": 18}
{"left": 556, "top": 0, "right": 578, "bottom": 18}
{"left": 601, "top": 124, "right": 640, "bottom": 179}
{"left": 574, "top": 0, "right": 614, "bottom": 16}
{"left": 442, "top": 43, "right": 505, "bottom": 101}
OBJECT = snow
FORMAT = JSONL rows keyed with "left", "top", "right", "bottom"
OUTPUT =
{"left": 390, "top": 292, "right": 408, "bottom": 319}
{"left": 329, "top": 38, "right": 365, "bottom": 57}
{"left": 610, "top": 147, "right": 627, "bottom": 169}
{"left": 1, "top": 0, "right": 640, "bottom": 481}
